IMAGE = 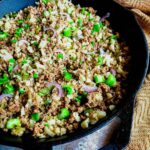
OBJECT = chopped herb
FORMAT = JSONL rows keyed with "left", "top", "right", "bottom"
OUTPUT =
{"left": 84, "top": 108, "right": 93, "bottom": 115}
{"left": 24, "top": 24, "right": 30, "bottom": 29}
{"left": 58, "top": 108, "right": 70, "bottom": 120}
{"left": 31, "top": 113, "right": 40, "bottom": 122}
{"left": 78, "top": 19, "right": 83, "bottom": 27}
{"left": 21, "top": 59, "right": 28, "bottom": 65}
{"left": 44, "top": 123, "right": 49, "bottom": 127}
{"left": 42, "top": 0, "right": 49, "bottom": 4}
{"left": 91, "top": 41, "right": 95, "bottom": 47}
{"left": 110, "top": 34, "right": 117, "bottom": 40}
{"left": 22, "top": 71, "right": 29, "bottom": 80}
{"left": 32, "top": 41, "right": 38, "bottom": 46}
{"left": 81, "top": 7, "right": 86, "bottom": 14}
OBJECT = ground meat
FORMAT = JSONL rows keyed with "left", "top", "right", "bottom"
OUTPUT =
{"left": 0, "top": 0, "right": 130, "bottom": 138}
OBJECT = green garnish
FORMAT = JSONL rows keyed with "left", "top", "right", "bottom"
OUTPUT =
{"left": 63, "top": 72, "right": 72, "bottom": 81}
{"left": 24, "top": 24, "right": 30, "bottom": 29}
{"left": 63, "top": 27, "right": 72, "bottom": 37}
{"left": 15, "top": 28, "right": 24, "bottom": 37}
{"left": 31, "top": 113, "right": 40, "bottom": 122}
{"left": 110, "top": 34, "right": 117, "bottom": 40}
{"left": 0, "top": 32, "right": 8, "bottom": 39}
{"left": 6, "top": 118, "right": 21, "bottom": 129}
{"left": 97, "top": 56, "right": 104, "bottom": 66}
{"left": 44, "top": 99, "right": 51, "bottom": 105}
{"left": 44, "top": 123, "right": 49, "bottom": 127}
{"left": 58, "top": 108, "right": 70, "bottom": 120}
{"left": 3, "top": 84, "right": 14, "bottom": 94}
{"left": 75, "top": 92, "right": 88, "bottom": 103}
{"left": 38, "top": 88, "right": 50, "bottom": 97}
{"left": 78, "top": 19, "right": 83, "bottom": 27}
{"left": 33, "top": 73, "right": 39, "bottom": 79}
{"left": 84, "top": 108, "right": 93, "bottom": 115}
{"left": 11, "top": 39, "right": 17, "bottom": 43}
{"left": 33, "top": 41, "right": 38, "bottom": 46}
{"left": 57, "top": 53, "right": 64, "bottom": 59}
{"left": 0, "top": 74, "right": 9, "bottom": 85}
{"left": 92, "top": 22, "right": 104, "bottom": 33}
{"left": 63, "top": 85, "right": 74, "bottom": 95}
{"left": 19, "top": 88, "right": 25, "bottom": 94}
{"left": 94, "top": 75, "right": 105, "bottom": 84}
{"left": 105, "top": 73, "right": 117, "bottom": 87}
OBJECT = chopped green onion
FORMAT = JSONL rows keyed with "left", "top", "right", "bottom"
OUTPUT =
{"left": 32, "top": 41, "right": 38, "bottom": 46}
{"left": 97, "top": 56, "right": 104, "bottom": 66}
{"left": 19, "top": 88, "right": 25, "bottom": 94}
{"left": 44, "top": 123, "right": 49, "bottom": 127}
{"left": 63, "top": 85, "right": 74, "bottom": 95}
{"left": 8, "top": 58, "right": 15, "bottom": 73}
{"left": 0, "top": 32, "right": 8, "bottom": 39}
{"left": 84, "top": 108, "right": 93, "bottom": 115}
{"left": 31, "top": 113, "right": 40, "bottom": 122}
{"left": 57, "top": 53, "right": 64, "bottom": 59}
{"left": 9, "top": 58, "right": 15, "bottom": 64}
{"left": 58, "top": 108, "right": 70, "bottom": 120}
{"left": 38, "top": 88, "right": 50, "bottom": 97}
{"left": 105, "top": 73, "right": 117, "bottom": 87}
{"left": 63, "top": 72, "right": 72, "bottom": 81}
{"left": 63, "top": 27, "right": 72, "bottom": 37}
{"left": 94, "top": 75, "right": 105, "bottom": 84}
{"left": 3, "top": 84, "right": 14, "bottom": 94}
{"left": 33, "top": 73, "right": 39, "bottom": 79}
{"left": 6, "top": 118, "right": 21, "bottom": 129}
{"left": 110, "top": 34, "right": 117, "bottom": 40}
{"left": 24, "top": 24, "right": 30, "bottom": 29}
{"left": 0, "top": 74, "right": 9, "bottom": 85}
{"left": 75, "top": 92, "right": 88, "bottom": 103}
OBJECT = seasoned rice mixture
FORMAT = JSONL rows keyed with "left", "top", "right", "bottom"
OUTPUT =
{"left": 0, "top": 0, "right": 130, "bottom": 138}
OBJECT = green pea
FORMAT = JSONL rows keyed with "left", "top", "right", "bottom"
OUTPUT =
{"left": 6, "top": 118, "right": 21, "bottom": 129}
{"left": 105, "top": 74, "right": 117, "bottom": 87}
{"left": 94, "top": 75, "right": 105, "bottom": 84}
{"left": 31, "top": 113, "right": 40, "bottom": 122}
{"left": 58, "top": 108, "right": 70, "bottom": 120}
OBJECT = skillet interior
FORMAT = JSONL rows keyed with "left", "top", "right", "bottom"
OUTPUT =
{"left": 0, "top": 0, "right": 149, "bottom": 149}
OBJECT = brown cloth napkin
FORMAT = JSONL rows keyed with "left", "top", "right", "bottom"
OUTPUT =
{"left": 114, "top": 0, "right": 150, "bottom": 150}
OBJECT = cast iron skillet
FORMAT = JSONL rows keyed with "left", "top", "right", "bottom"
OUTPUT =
{"left": 0, "top": 0, "right": 149, "bottom": 149}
